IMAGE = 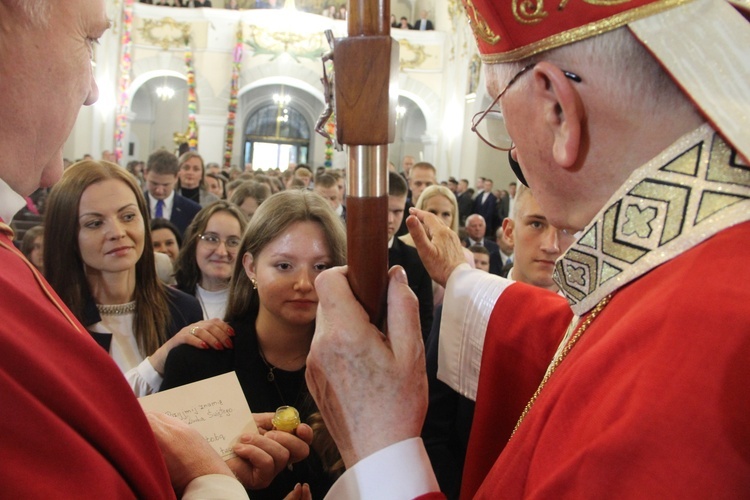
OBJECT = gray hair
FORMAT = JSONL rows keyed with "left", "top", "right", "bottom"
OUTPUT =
{"left": 486, "top": 27, "right": 686, "bottom": 119}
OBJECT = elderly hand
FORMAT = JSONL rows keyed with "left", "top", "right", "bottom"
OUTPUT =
{"left": 149, "top": 319, "right": 235, "bottom": 375}
{"left": 306, "top": 265, "right": 428, "bottom": 468}
{"left": 146, "top": 411, "right": 236, "bottom": 497}
{"left": 407, "top": 208, "right": 467, "bottom": 287}
{"left": 228, "top": 412, "right": 312, "bottom": 489}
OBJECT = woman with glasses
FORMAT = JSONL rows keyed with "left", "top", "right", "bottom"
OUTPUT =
{"left": 174, "top": 201, "right": 248, "bottom": 320}
{"left": 43, "top": 161, "right": 235, "bottom": 397}
{"left": 163, "top": 190, "right": 345, "bottom": 498}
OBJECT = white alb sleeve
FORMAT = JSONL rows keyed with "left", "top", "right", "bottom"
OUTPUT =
{"left": 437, "top": 263, "right": 514, "bottom": 401}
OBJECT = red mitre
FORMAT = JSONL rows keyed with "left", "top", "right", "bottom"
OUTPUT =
{"left": 463, "top": 0, "right": 691, "bottom": 62}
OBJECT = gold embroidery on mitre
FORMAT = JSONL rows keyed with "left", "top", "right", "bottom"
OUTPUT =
{"left": 513, "top": 0, "right": 549, "bottom": 24}
{"left": 555, "top": 125, "right": 750, "bottom": 316}
{"left": 479, "top": 0, "right": 690, "bottom": 63}
{"left": 462, "top": 0, "right": 501, "bottom": 45}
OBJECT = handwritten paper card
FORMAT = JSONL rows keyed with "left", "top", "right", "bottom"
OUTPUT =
{"left": 139, "top": 372, "right": 257, "bottom": 460}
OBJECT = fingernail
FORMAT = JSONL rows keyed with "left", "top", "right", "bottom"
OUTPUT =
{"left": 395, "top": 267, "right": 408, "bottom": 284}
{"left": 225, "top": 337, "right": 234, "bottom": 348}
{"left": 228, "top": 327, "right": 235, "bottom": 336}
{"left": 215, "top": 341, "right": 223, "bottom": 350}
{"left": 201, "top": 341, "right": 209, "bottom": 349}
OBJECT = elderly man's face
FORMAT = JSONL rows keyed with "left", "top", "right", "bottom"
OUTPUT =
{"left": 466, "top": 216, "right": 486, "bottom": 240}
{"left": 0, "top": 0, "right": 109, "bottom": 195}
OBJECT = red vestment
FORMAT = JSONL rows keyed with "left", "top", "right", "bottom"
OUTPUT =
{"left": 0, "top": 225, "right": 174, "bottom": 498}
{"left": 463, "top": 221, "right": 750, "bottom": 498}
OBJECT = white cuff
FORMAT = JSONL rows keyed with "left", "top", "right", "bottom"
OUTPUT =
{"left": 325, "top": 438, "right": 439, "bottom": 499}
{"left": 125, "top": 357, "right": 164, "bottom": 397}
{"left": 183, "top": 474, "right": 249, "bottom": 499}
{"left": 438, "top": 263, "right": 512, "bottom": 401}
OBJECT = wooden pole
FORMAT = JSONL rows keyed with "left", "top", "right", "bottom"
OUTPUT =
{"left": 328, "top": 0, "right": 398, "bottom": 329}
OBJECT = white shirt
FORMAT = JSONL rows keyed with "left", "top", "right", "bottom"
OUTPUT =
{"left": 88, "top": 307, "right": 163, "bottom": 397}
{"left": 0, "top": 178, "right": 26, "bottom": 223}
{"left": 196, "top": 285, "right": 229, "bottom": 320}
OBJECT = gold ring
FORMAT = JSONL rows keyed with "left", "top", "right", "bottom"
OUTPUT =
{"left": 190, "top": 326, "right": 199, "bottom": 336}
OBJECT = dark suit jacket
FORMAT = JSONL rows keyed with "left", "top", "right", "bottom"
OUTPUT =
{"left": 413, "top": 19, "right": 434, "bottom": 30}
{"left": 456, "top": 191, "right": 473, "bottom": 227}
{"left": 497, "top": 195, "right": 510, "bottom": 222}
{"left": 389, "top": 238, "right": 433, "bottom": 342}
{"left": 472, "top": 192, "right": 499, "bottom": 237}
{"left": 422, "top": 305, "right": 475, "bottom": 499}
{"left": 84, "top": 287, "right": 202, "bottom": 352}
{"left": 145, "top": 192, "right": 201, "bottom": 237}
{"left": 464, "top": 237, "right": 502, "bottom": 276}
{"left": 395, "top": 199, "right": 414, "bottom": 237}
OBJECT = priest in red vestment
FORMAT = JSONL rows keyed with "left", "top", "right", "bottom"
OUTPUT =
{"left": 0, "top": 1, "right": 303, "bottom": 497}
{"left": 305, "top": 0, "right": 750, "bottom": 497}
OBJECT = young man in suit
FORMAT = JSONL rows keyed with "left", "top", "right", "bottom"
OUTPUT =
{"left": 387, "top": 172, "right": 433, "bottom": 342}
{"left": 472, "top": 178, "right": 499, "bottom": 236}
{"left": 144, "top": 149, "right": 201, "bottom": 237}
{"left": 456, "top": 178, "right": 474, "bottom": 227}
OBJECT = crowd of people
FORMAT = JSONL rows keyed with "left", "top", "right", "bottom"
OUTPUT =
{"left": 2, "top": 0, "right": 749, "bottom": 497}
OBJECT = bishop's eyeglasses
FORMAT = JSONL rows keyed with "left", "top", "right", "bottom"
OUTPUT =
{"left": 470, "top": 63, "right": 583, "bottom": 152}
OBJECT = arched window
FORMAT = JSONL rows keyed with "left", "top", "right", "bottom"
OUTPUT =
{"left": 244, "top": 102, "right": 310, "bottom": 170}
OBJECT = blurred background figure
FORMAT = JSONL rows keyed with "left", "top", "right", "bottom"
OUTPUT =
{"left": 175, "top": 152, "right": 220, "bottom": 207}
{"left": 20, "top": 225, "right": 45, "bottom": 274}
{"left": 468, "top": 245, "right": 490, "bottom": 272}
{"left": 205, "top": 172, "right": 226, "bottom": 199}
{"left": 150, "top": 218, "right": 182, "bottom": 264}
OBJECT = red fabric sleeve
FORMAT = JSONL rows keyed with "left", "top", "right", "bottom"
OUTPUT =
{"left": 461, "top": 284, "right": 572, "bottom": 499}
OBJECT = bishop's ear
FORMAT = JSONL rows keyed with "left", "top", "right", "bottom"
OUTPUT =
{"left": 531, "top": 62, "right": 584, "bottom": 169}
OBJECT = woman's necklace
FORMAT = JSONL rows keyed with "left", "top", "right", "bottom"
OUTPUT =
{"left": 257, "top": 343, "right": 306, "bottom": 407}
{"left": 96, "top": 301, "right": 137, "bottom": 316}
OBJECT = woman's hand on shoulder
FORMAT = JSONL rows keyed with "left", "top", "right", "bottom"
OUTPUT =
{"left": 149, "top": 319, "right": 236, "bottom": 375}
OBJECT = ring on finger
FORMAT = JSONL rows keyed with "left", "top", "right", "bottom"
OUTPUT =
{"left": 190, "top": 326, "right": 200, "bottom": 336}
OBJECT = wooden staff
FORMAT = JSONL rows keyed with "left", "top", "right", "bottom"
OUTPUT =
{"left": 327, "top": 0, "right": 398, "bottom": 328}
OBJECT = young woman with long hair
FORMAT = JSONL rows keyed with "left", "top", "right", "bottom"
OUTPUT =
{"left": 162, "top": 189, "right": 345, "bottom": 498}
{"left": 44, "top": 161, "right": 234, "bottom": 396}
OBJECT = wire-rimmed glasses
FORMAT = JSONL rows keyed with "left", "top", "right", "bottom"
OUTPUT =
{"left": 198, "top": 233, "right": 241, "bottom": 250}
{"left": 470, "top": 63, "right": 583, "bottom": 152}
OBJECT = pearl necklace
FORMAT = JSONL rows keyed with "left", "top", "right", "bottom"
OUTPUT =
{"left": 96, "top": 301, "right": 136, "bottom": 316}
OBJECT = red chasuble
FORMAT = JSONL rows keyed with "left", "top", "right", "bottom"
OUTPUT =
{"left": 0, "top": 226, "right": 175, "bottom": 498}
{"left": 464, "top": 222, "right": 750, "bottom": 498}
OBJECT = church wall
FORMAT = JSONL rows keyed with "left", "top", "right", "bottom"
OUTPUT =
{"left": 64, "top": 0, "right": 520, "bottom": 186}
